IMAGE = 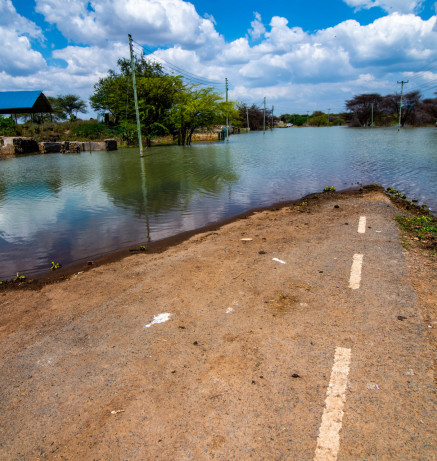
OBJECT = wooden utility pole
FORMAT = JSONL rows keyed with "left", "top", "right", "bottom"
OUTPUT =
{"left": 397, "top": 80, "right": 409, "bottom": 131}
{"left": 246, "top": 108, "right": 250, "bottom": 132}
{"left": 271, "top": 105, "right": 274, "bottom": 130}
{"left": 128, "top": 34, "right": 143, "bottom": 156}
{"left": 371, "top": 103, "right": 374, "bottom": 127}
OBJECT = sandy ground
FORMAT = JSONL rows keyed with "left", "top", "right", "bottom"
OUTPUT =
{"left": 0, "top": 190, "right": 435, "bottom": 460}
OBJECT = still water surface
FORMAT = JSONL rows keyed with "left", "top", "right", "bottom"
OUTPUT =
{"left": 0, "top": 127, "right": 436, "bottom": 279}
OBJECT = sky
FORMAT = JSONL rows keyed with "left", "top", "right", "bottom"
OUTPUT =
{"left": 1, "top": 0, "right": 436, "bottom": 115}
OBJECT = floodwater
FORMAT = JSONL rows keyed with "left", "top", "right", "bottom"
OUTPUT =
{"left": 0, "top": 127, "right": 436, "bottom": 279}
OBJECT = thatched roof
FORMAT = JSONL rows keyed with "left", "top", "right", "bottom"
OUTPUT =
{"left": 0, "top": 91, "right": 53, "bottom": 114}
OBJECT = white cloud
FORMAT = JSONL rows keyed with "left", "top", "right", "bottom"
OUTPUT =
{"left": 0, "top": 0, "right": 46, "bottom": 76}
{"left": 317, "top": 14, "right": 437, "bottom": 71}
{"left": 0, "top": 27, "right": 46, "bottom": 76}
{"left": 249, "top": 12, "right": 266, "bottom": 40}
{"left": 53, "top": 43, "right": 129, "bottom": 76}
{"left": 0, "top": 0, "right": 42, "bottom": 38}
{"left": 343, "top": 0, "right": 423, "bottom": 14}
{"left": 35, "top": 0, "right": 222, "bottom": 48}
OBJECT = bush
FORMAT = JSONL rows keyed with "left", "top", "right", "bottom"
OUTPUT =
{"left": 0, "top": 115, "right": 18, "bottom": 136}
{"left": 71, "top": 121, "right": 111, "bottom": 139}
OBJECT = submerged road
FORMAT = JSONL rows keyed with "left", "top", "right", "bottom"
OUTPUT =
{"left": 0, "top": 190, "right": 435, "bottom": 459}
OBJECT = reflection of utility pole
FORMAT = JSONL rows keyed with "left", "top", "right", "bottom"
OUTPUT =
{"left": 246, "top": 108, "right": 250, "bottom": 132}
{"left": 271, "top": 105, "right": 274, "bottom": 130}
{"left": 397, "top": 80, "right": 408, "bottom": 131}
{"left": 225, "top": 77, "right": 229, "bottom": 142}
{"left": 139, "top": 156, "right": 151, "bottom": 243}
{"left": 128, "top": 34, "right": 143, "bottom": 157}
{"left": 263, "top": 97, "right": 266, "bottom": 133}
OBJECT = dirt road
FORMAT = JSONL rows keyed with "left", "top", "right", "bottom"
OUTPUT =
{"left": 0, "top": 190, "right": 435, "bottom": 459}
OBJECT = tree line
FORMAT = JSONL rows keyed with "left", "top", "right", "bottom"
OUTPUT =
{"left": 345, "top": 91, "right": 437, "bottom": 127}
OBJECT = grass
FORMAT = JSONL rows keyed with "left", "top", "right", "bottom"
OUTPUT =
{"left": 395, "top": 215, "right": 437, "bottom": 254}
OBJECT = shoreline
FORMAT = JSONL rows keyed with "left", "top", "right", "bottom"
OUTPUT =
{"left": 1, "top": 183, "right": 427, "bottom": 290}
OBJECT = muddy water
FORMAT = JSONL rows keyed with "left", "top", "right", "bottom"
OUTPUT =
{"left": 0, "top": 127, "right": 436, "bottom": 279}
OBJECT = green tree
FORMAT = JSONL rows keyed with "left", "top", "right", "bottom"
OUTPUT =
{"left": 0, "top": 115, "right": 17, "bottom": 135}
{"left": 49, "top": 94, "right": 87, "bottom": 121}
{"left": 171, "top": 86, "right": 234, "bottom": 145}
{"left": 90, "top": 55, "right": 233, "bottom": 146}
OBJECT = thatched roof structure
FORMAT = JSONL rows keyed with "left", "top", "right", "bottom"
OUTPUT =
{"left": 0, "top": 91, "right": 52, "bottom": 115}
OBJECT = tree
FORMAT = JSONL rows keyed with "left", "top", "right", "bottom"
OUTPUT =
{"left": 171, "top": 86, "right": 235, "bottom": 145}
{"left": 345, "top": 93, "right": 384, "bottom": 126}
{"left": 0, "top": 114, "right": 16, "bottom": 136}
{"left": 90, "top": 56, "right": 168, "bottom": 125}
{"left": 90, "top": 55, "right": 232, "bottom": 146}
{"left": 418, "top": 94, "right": 437, "bottom": 124}
{"left": 237, "top": 103, "right": 271, "bottom": 131}
{"left": 49, "top": 94, "right": 87, "bottom": 121}
{"left": 382, "top": 91, "right": 421, "bottom": 127}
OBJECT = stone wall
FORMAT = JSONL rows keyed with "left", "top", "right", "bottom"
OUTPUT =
{"left": 0, "top": 137, "right": 118, "bottom": 155}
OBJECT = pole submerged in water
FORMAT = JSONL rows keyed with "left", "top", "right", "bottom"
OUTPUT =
{"left": 128, "top": 34, "right": 144, "bottom": 157}
{"left": 225, "top": 77, "right": 229, "bottom": 142}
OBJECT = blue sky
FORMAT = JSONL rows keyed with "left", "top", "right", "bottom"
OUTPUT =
{"left": 1, "top": 0, "right": 436, "bottom": 115}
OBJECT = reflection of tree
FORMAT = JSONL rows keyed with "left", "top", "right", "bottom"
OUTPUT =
{"left": 0, "top": 179, "right": 5, "bottom": 202}
{"left": 100, "top": 146, "right": 239, "bottom": 216}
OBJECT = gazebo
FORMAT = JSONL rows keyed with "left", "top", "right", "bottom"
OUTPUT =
{"left": 0, "top": 90, "right": 52, "bottom": 120}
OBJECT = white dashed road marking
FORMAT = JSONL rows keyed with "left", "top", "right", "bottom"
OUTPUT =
{"left": 358, "top": 216, "right": 366, "bottom": 233}
{"left": 348, "top": 254, "right": 363, "bottom": 290}
{"left": 314, "top": 347, "right": 352, "bottom": 461}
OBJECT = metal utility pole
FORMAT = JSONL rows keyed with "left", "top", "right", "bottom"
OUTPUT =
{"left": 397, "top": 80, "right": 409, "bottom": 131}
{"left": 246, "top": 108, "right": 250, "bottom": 132}
{"left": 225, "top": 78, "right": 229, "bottom": 142}
{"left": 306, "top": 111, "right": 309, "bottom": 126}
{"left": 327, "top": 108, "right": 331, "bottom": 126}
{"left": 263, "top": 97, "right": 266, "bottom": 133}
{"left": 271, "top": 105, "right": 274, "bottom": 130}
{"left": 128, "top": 34, "right": 143, "bottom": 156}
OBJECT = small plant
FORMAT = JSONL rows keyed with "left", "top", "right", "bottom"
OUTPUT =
{"left": 50, "top": 261, "right": 62, "bottom": 271}
{"left": 395, "top": 215, "right": 437, "bottom": 252}
{"left": 139, "top": 245, "right": 148, "bottom": 251}
{"left": 323, "top": 186, "right": 336, "bottom": 192}
{"left": 14, "top": 273, "right": 26, "bottom": 282}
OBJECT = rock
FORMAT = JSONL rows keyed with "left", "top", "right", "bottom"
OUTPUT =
{"left": 38, "top": 142, "right": 61, "bottom": 154}
{"left": 105, "top": 139, "right": 117, "bottom": 151}
{"left": 12, "top": 137, "right": 39, "bottom": 154}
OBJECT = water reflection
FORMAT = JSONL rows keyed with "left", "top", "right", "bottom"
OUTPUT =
{"left": 100, "top": 145, "right": 238, "bottom": 216}
{"left": 0, "top": 127, "right": 435, "bottom": 279}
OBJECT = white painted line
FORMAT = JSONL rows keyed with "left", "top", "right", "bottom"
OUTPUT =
{"left": 272, "top": 258, "right": 287, "bottom": 264}
{"left": 358, "top": 216, "right": 366, "bottom": 233}
{"left": 348, "top": 254, "right": 363, "bottom": 289}
{"left": 314, "top": 347, "right": 352, "bottom": 461}
{"left": 145, "top": 313, "right": 171, "bottom": 328}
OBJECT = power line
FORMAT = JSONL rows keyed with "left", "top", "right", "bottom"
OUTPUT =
{"left": 131, "top": 39, "right": 225, "bottom": 88}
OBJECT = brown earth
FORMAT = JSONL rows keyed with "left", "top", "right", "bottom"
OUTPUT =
{"left": 0, "top": 189, "right": 435, "bottom": 460}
